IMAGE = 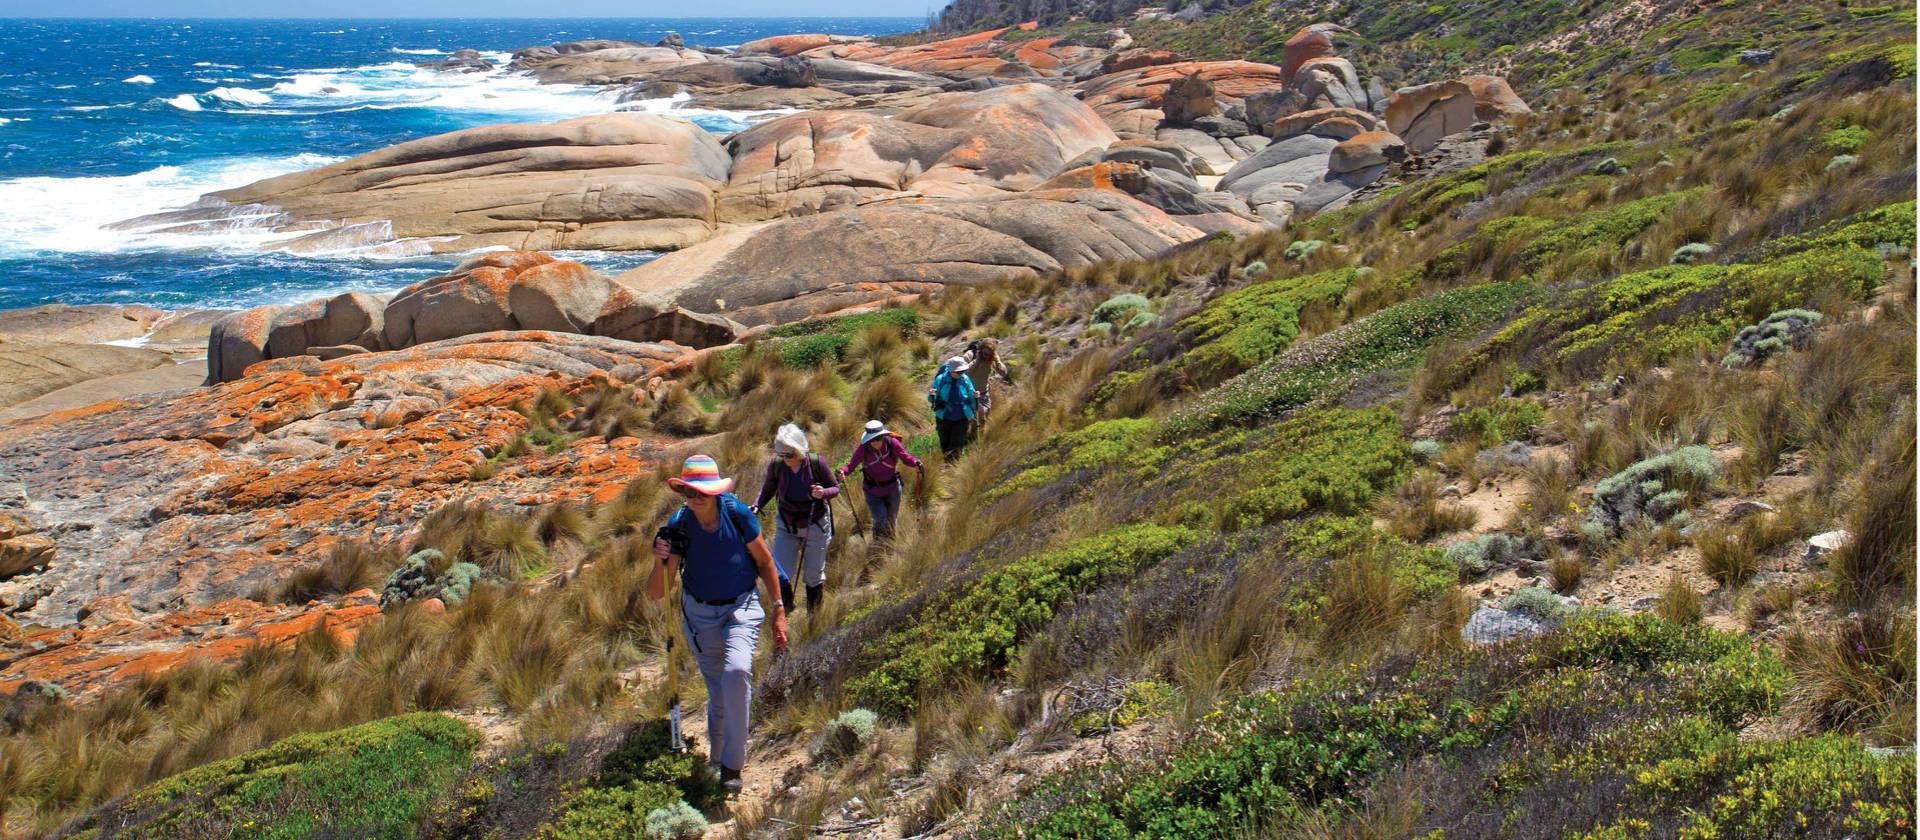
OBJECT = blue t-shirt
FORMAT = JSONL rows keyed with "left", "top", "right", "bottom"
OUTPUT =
{"left": 667, "top": 493, "right": 762, "bottom": 602}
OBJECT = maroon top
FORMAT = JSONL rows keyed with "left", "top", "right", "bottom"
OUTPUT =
{"left": 838, "top": 435, "right": 922, "bottom": 496}
{"left": 755, "top": 455, "right": 839, "bottom": 527}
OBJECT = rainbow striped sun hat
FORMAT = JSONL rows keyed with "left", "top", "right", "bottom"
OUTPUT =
{"left": 667, "top": 454, "right": 733, "bottom": 496}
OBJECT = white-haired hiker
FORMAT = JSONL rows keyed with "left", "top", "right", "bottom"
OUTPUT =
{"left": 751, "top": 424, "right": 837, "bottom": 612}
{"left": 837, "top": 420, "right": 924, "bottom": 542}
{"left": 647, "top": 454, "right": 789, "bottom": 795}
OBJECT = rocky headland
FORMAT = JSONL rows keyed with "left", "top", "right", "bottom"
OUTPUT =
{"left": 2, "top": 20, "right": 1532, "bottom": 701}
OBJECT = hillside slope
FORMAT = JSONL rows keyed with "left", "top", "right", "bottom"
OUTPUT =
{"left": 0, "top": 2, "right": 1914, "bottom": 839}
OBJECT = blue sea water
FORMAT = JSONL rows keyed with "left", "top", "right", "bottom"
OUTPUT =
{"left": 0, "top": 17, "right": 918, "bottom": 312}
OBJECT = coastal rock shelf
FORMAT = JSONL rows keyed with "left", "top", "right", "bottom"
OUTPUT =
{"left": 111, "top": 25, "right": 1529, "bottom": 332}
{"left": 0, "top": 328, "right": 689, "bottom": 693}
{"left": 2, "top": 22, "right": 1532, "bottom": 698}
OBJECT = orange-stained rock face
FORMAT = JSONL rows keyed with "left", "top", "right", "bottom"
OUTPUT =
{"left": 1075, "top": 60, "right": 1289, "bottom": 134}
{"left": 0, "top": 591, "right": 383, "bottom": 699}
{"left": 1281, "top": 23, "right": 1354, "bottom": 82}
{"left": 1460, "top": 74, "right": 1533, "bottom": 120}
{"left": 0, "top": 329, "right": 688, "bottom": 677}
{"left": 744, "top": 27, "right": 1095, "bottom": 80}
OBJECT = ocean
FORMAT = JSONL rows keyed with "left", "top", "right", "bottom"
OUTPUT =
{"left": 0, "top": 17, "right": 919, "bottom": 311}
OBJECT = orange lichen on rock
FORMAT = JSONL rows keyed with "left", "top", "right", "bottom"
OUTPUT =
{"left": 0, "top": 591, "right": 382, "bottom": 699}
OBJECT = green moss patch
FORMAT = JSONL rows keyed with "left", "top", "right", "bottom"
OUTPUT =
{"left": 1169, "top": 283, "right": 1533, "bottom": 435}
{"left": 846, "top": 524, "right": 1199, "bottom": 715}
{"left": 1176, "top": 268, "right": 1355, "bottom": 382}
{"left": 983, "top": 613, "right": 1870, "bottom": 839}
{"left": 96, "top": 712, "right": 478, "bottom": 839}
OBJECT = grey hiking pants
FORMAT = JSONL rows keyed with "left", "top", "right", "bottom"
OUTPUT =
{"left": 680, "top": 589, "right": 763, "bottom": 771}
{"left": 772, "top": 517, "right": 830, "bottom": 588}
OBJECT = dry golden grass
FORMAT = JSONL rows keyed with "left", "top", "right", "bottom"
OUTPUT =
{"left": 1375, "top": 470, "right": 1479, "bottom": 541}
{"left": 1654, "top": 571, "right": 1702, "bottom": 625}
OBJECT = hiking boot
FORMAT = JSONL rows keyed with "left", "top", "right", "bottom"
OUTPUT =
{"left": 805, "top": 584, "right": 823, "bottom": 611}
{"left": 720, "top": 765, "right": 743, "bottom": 795}
{"left": 778, "top": 578, "right": 794, "bottom": 611}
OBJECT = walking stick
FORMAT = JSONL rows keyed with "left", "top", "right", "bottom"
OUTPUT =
{"left": 837, "top": 475, "right": 867, "bottom": 539}
{"left": 666, "top": 573, "right": 684, "bottom": 753}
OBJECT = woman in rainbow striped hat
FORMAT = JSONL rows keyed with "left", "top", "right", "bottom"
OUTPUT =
{"left": 647, "top": 453, "right": 789, "bottom": 794}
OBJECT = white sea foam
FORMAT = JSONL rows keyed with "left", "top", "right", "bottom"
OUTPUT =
{"left": 164, "top": 94, "right": 202, "bottom": 111}
{"left": 193, "top": 61, "right": 241, "bottom": 69}
{"left": 208, "top": 86, "right": 272, "bottom": 106}
{"left": 0, "top": 153, "right": 339, "bottom": 256}
{"left": 255, "top": 60, "right": 615, "bottom": 119}
{"left": 390, "top": 47, "right": 446, "bottom": 55}
{"left": 122, "top": 74, "right": 156, "bottom": 85}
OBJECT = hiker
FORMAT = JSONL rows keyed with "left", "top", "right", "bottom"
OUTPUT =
{"left": 647, "top": 454, "right": 789, "bottom": 794}
{"left": 751, "top": 424, "right": 837, "bottom": 612}
{"left": 838, "top": 420, "right": 925, "bottom": 542}
{"left": 962, "top": 338, "right": 1013, "bottom": 422}
{"left": 928, "top": 355, "right": 977, "bottom": 458}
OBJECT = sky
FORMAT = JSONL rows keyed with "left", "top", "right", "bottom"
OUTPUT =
{"left": 0, "top": 0, "right": 927, "bottom": 17}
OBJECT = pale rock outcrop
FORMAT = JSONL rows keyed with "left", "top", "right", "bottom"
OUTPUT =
{"left": 1161, "top": 72, "right": 1219, "bottom": 125}
{"left": 206, "top": 292, "right": 385, "bottom": 384}
{"left": 616, "top": 189, "right": 1205, "bottom": 325}
{"left": 1280, "top": 23, "right": 1353, "bottom": 82}
{"left": 1220, "top": 110, "right": 1392, "bottom": 225}
{"left": 1461, "top": 74, "right": 1533, "bottom": 120}
{"left": 382, "top": 252, "right": 738, "bottom": 353}
{"left": 118, "top": 114, "right": 732, "bottom": 256}
{"left": 206, "top": 253, "right": 737, "bottom": 382}
{"left": 1329, "top": 130, "right": 1407, "bottom": 173}
{"left": 512, "top": 45, "right": 713, "bottom": 84}
{"left": 1076, "top": 59, "right": 1289, "bottom": 137}
{"left": 1386, "top": 80, "right": 1479, "bottom": 153}
{"left": 717, "top": 83, "right": 1118, "bottom": 222}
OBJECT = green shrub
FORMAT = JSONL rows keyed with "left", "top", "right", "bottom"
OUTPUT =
{"left": 1070, "top": 681, "right": 1175, "bottom": 736}
{"left": 1241, "top": 259, "right": 1269, "bottom": 277}
{"left": 1586, "top": 446, "right": 1718, "bottom": 540}
{"left": 1820, "top": 124, "right": 1872, "bottom": 154}
{"left": 1177, "top": 268, "right": 1354, "bottom": 380}
{"left": 1446, "top": 532, "right": 1534, "bottom": 578}
{"left": 1669, "top": 242, "right": 1713, "bottom": 265}
{"left": 1451, "top": 398, "right": 1544, "bottom": 446}
{"left": 1582, "top": 735, "right": 1915, "bottom": 839}
{"left": 1761, "top": 201, "right": 1916, "bottom": 259}
{"left": 810, "top": 708, "right": 881, "bottom": 763}
{"left": 846, "top": 524, "right": 1198, "bottom": 715}
{"left": 990, "top": 418, "right": 1169, "bottom": 501}
{"left": 537, "top": 782, "right": 683, "bottom": 840}
{"left": 1516, "top": 188, "right": 1710, "bottom": 268}
{"left": 642, "top": 802, "right": 709, "bottom": 840}
{"left": 1155, "top": 409, "right": 1411, "bottom": 531}
{"left": 1454, "top": 244, "right": 1881, "bottom": 386}
{"left": 1093, "top": 293, "right": 1152, "bottom": 325}
{"left": 98, "top": 713, "right": 478, "bottom": 839}
{"left": 1502, "top": 585, "right": 1573, "bottom": 622}
{"left": 759, "top": 308, "right": 921, "bottom": 369}
{"left": 1168, "top": 283, "right": 1533, "bottom": 435}
{"left": 1283, "top": 239, "right": 1326, "bottom": 261}
{"left": 596, "top": 720, "right": 723, "bottom": 810}
{"left": 1722, "top": 309, "right": 1821, "bottom": 368}
{"left": 986, "top": 613, "right": 1794, "bottom": 838}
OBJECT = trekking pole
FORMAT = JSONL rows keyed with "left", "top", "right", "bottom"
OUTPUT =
{"left": 666, "top": 573, "right": 685, "bottom": 753}
{"left": 838, "top": 475, "right": 867, "bottom": 539}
